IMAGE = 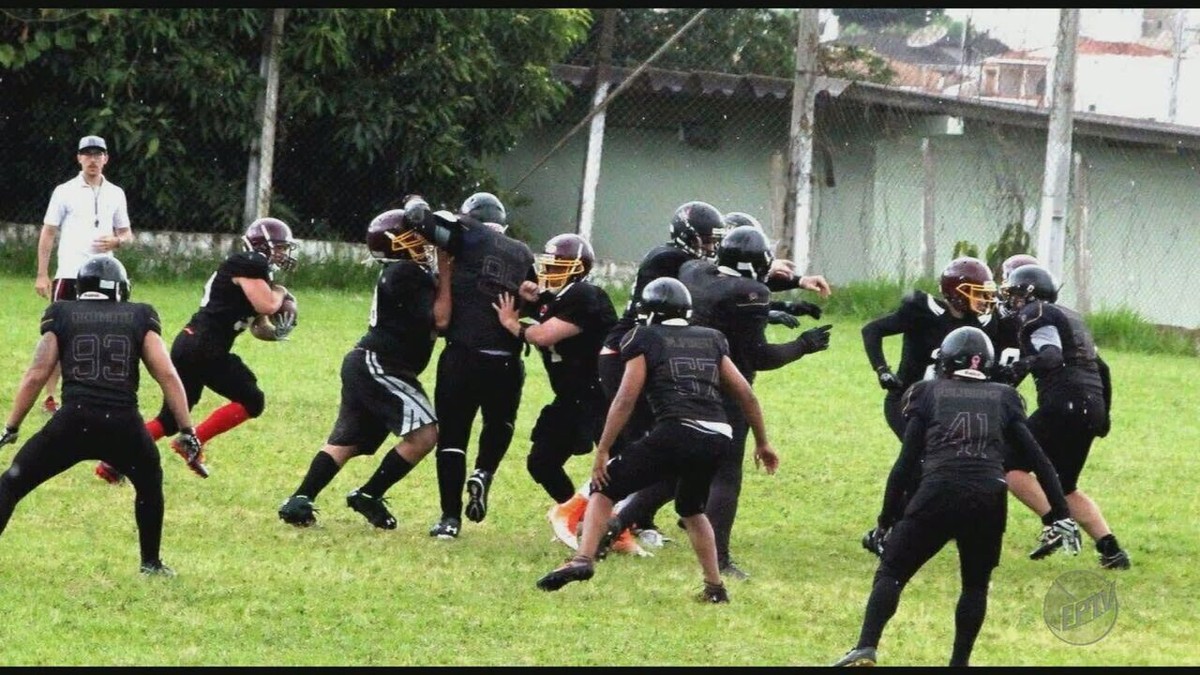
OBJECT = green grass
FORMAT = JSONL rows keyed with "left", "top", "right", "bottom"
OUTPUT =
{"left": 0, "top": 272, "right": 1193, "bottom": 666}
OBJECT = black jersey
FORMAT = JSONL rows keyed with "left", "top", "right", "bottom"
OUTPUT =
{"left": 901, "top": 378, "right": 1025, "bottom": 483}
{"left": 619, "top": 323, "right": 729, "bottom": 425}
{"left": 442, "top": 217, "right": 535, "bottom": 353}
{"left": 533, "top": 281, "right": 617, "bottom": 399}
{"left": 862, "top": 290, "right": 998, "bottom": 388}
{"left": 188, "top": 251, "right": 273, "bottom": 351}
{"left": 41, "top": 300, "right": 161, "bottom": 409}
{"left": 679, "top": 259, "right": 772, "bottom": 383}
{"left": 603, "top": 244, "right": 695, "bottom": 349}
{"left": 1017, "top": 300, "right": 1105, "bottom": 406}
{"left": 356, "top": 259, "right": 438, "bottom": 375}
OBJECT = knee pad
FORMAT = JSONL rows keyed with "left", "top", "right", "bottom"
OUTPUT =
{"left": 242, "top": 390, "right": 266, "bottom": 418}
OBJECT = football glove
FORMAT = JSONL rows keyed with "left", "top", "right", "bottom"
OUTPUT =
{"left": 767, "top": 310, "right": 800, "bottom": 329}
{"left": 0, "top": 426, "right": 17, "bottom": 448}
{"left": 175, "top": 429, "right": 203, "bottom": 462}
{"left": 861, "top": 526, "right": 890, "bottom": 558}
{"left": 797, "top": 324, "right": 833, "bottom": 355}
{"left": 1053, "top": 518, "right": 1082, "bottom": 556}
{"left": 876, "top": 367, "right": 904, "bottom": 392}
{"left": 273, "top": 299, "right": 297, "bottom": 341}
{"left": 782, "top": 300, "right": 823, "bottom": 320}
{"left": 403, "top": 196, "right": 430, "bottom": 226}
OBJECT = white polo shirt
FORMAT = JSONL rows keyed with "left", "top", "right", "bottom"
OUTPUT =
{"left": 43, "top": 172, "right": 131, "bottom": 279}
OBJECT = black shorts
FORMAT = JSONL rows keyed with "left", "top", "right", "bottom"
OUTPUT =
{"left": 51, "top": 278, "right": 78, "bottom": 302}
{"left": 882, "top": 478, "right": 1007, "bottom": 587}
{"left": 597, "top": 421, "right": 730, "bottom": 518}
{"left": 327, "top": 348, "right": 436, "bottom": 452}
{"left": 531, "top": 394, "right": 605, "bottom": 457}
{"left": 1008, "top": 396, "right": 1104, "bottom": 494}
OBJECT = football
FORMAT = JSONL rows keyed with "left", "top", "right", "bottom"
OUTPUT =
{"left": 250, "top": 288, "right": 298, "bottom": 341}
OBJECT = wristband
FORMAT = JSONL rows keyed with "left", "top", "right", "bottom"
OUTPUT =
{"left": 518, "top": 324, "right": 528, "bottom": 343}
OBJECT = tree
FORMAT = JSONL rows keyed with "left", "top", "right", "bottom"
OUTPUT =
{"left": 0, "top": 8, "right": 591, "bottom": 240}
{"left": 833, "top": 9, "right": 945, "bottom": 32}
{"left": 566, "top": 9, "right": 892, "bottom": 83}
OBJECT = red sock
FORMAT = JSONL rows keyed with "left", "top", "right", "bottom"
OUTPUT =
{"left": 145, "top": 418, "right": 165, "bottom": 442}
{"left": 194, "top": 402, "right": 251, "bottom": 444}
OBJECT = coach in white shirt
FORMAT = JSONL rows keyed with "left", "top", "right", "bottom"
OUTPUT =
{"left": 34, "top": 134, "right": 134, "bottom": 412}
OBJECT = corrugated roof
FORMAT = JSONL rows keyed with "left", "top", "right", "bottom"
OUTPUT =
{"left": 551, "top": 63, "right": 1200, "bottom": 149}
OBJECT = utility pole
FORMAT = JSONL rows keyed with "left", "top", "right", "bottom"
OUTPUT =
{"left": 1036, "top": 8, "right": 1079, "bottom": 280}
{"left": 780, "top": 8, "right": 820, "bottom": 269}
{"left": 1169, "top": 7, "right": 1186, "bottom": 123}
{"left": 244, "top": 8, "right": 287, "bottom": 224}
{"left": 576, "top": 8, "right": 616, "bottom": 241}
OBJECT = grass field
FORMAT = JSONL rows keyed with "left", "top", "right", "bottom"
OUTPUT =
{"left": 0, "top": 272, "right": 1194, "bottom": 666}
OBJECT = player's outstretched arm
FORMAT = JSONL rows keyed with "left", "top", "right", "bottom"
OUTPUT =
{"left": 718, "top": 355, "right": 777, "bottom": 474}
{"left": 142, "top": 331, "right": 194, "bottom": 433}
{"left": 2, "top": 333, "right": 59, "bottom": 439}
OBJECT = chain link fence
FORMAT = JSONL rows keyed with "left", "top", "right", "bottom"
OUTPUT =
{"left": 2, "top": 9, "right": 1197, "bottom": 327}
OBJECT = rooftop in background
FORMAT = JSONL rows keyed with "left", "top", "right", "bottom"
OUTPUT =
{"left": 832, "top": 31, "right": 1011, "bottom": 68}
{"left": 550, "top": 63, "right": 1200, "bottom": 149}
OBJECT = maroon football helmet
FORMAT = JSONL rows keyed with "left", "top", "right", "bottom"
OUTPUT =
{"left": 243, "top": 217, "right": 298, "bottom": 272}
{"left": 366, "top": 209, "right": 435, "bottom": 269}
{"left": 536, "top": 233, "right": 594, "bottom": 293}
{"left": 1000, "top": 253, "right": 1039, "bottom": 283}
{"left": 940, "top": 256, "right": 996, "bottom": 316}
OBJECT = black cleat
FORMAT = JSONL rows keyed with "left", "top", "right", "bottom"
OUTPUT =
{"left": 719, "top": 559, "right": 750, "bottom": 581}
{"left": 465, "top": 469, "right": 493, "bottom": 523}
{"left": 429, "top": 516, "right": 461, "bottom": 540}
{"left": 278, "top": 494, "right": 318, "bottom": 527}
{"left": 346, "top": 490, "right": 396, "bottom": 530}
{"left": 1099, "top": 549, "right": 1131, "bottom": 570}
{"left": 832, "top": 646, "right": 877, "bottom": 667}
{"left": 1029, "top": 526, "right": 1063, "bottom": 560}
{"left": 140, "top": 560, "right": 176, "bottom": 578}
{"left": 536, "top": 557, "right": 595, "bottom": 591}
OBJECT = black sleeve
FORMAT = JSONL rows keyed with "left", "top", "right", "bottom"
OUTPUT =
{"left": 141, "top": 304, "right": 163, "bottom": 336}
{"left": 1097, "top": 353, "right": 1113, "bottom": 413}
{"left": 619, "top": 325, "right": 654, "bottom": 363}
{"left": 879, "top": 414, "right": 926, "bottom": 528}
{"left": 39, "top": 304, "right": 58, "bottom": 336}
{"left": 413, "top": 210, "right": 466, "bottom": 256}
{"left": 225, "top": 252, "right": 272, "bottom": 281}
{"left": 1005, "top": 420, "right": 1070, "bottom": 521}
{"left": 765, "top": 275, "right": 801, "bottom": 292}
{"left": 861, "top": 307, "right": 908, "bottom": 373}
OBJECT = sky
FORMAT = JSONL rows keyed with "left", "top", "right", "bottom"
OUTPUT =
{"left": 943, "top": 8, "right": 1155, "bottom": 52}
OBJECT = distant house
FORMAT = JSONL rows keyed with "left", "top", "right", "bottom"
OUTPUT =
{"left": 832, "top": 30, "right": 1009, "bottom": 95}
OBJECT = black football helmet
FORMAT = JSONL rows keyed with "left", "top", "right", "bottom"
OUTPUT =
{"left": 536, "top": 233, "right": 594, "bottom": 293}
{"left": 243, "top": 217, "right": 298, "bottom": 272}
{"left": 937, "top": 326, "right": 994, "bottom": 380}
{"left": 637, "top": 277, "right": 692, "bottom": 325}
{"left": 716, "top": 225, "right": 774, "bottom": 283}
{"left": 999, "top": 263, "right": 1059, "bottom": 314}
{"left": 722, "top": 211, "right": 763, "bottom": 232}
{"left": 76, "top": 255, "right": 130, "bottom": 302}
{"left": 940, "top": 256, "right": 996, "bottom": 316}
{"left": 366, "top": 209, "right": 436, "bottom": 269}
{"left": 460, "top": 192, "right": 506, "bottom": 227}
{"left": 669, "top": 201, "right": 723, "bottom": 259}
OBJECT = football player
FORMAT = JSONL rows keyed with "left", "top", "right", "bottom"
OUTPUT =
{"left": 861, "top": 257, "right": 999, "bottom": 440}
{"left": 997, "top": 264, "right": 1130, "bottom": 569}
{"left": 492, "top": 233, "right": 616, "bottom": 550}
{"left": 834, "top": 327, "right": 1080, "bottom": 667}
{"left": 536, "top": 277, "right": 779, "bottom": 603}
{"left": 0, "top": 256, "right": 200, "bottom": 576}
{"left": 277, "top": 208, "right": 447, "bottom": 529}
{"left": 605, "top": 225, "right": 833, "bottom": 578}
{"left": 403, "top": 193, "right": 537, "bottom": 539}
{"left": 95, "top": 217, "right": 298, "bottom": 483}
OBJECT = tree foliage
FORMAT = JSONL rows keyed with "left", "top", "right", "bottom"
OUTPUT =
{"left": 833, "top": 8, "right": 945, "bottom": 32}
{"left": 566, "top": 9, "right": 893, "bottom": 84}
{"left": 0, "top": 8, "right": 591, "bottom": 240}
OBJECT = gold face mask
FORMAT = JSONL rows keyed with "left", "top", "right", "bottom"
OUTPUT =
{"left": 955, "top": 280, "right": 998, "bottom": 316}
{"left": 387, "top": 229, "right": 436, "bottom": 270}
{"left": 535, "top": 254, "right": 584, "bottom": 293}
